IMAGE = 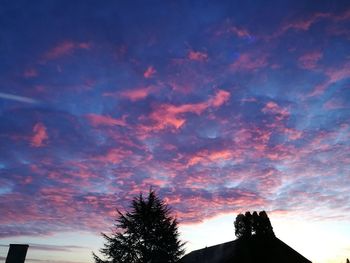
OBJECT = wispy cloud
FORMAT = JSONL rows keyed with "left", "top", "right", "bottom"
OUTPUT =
{"left": 0, "top": 92, "right": 39, "bottom": 104}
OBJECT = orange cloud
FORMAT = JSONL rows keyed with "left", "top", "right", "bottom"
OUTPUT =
{"left": 143, "top": 66, "right": 156, "bottom": 78}
{"left": 86, "top": 114, "right": 126, "bottom": 127}
{"left": 31, "top": 123, "right": 48, "bottom": 147}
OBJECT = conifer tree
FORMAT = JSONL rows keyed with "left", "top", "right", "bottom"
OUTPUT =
{"left": 93, "top": 190, "right": 185, "bottom": 263}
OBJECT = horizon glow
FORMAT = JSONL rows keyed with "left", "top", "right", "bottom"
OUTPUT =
{"left": 0, "top": 1, "right": 350, "bottom": 263}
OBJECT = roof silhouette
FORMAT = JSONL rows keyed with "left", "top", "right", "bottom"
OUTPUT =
{"left": 179, "top": 235, "right": 312, "bottom": 263}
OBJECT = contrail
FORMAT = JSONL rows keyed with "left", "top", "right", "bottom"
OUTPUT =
{"left": 0, "top": 92, "right": 39, "bottom": 104}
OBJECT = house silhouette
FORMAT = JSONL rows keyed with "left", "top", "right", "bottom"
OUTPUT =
{"left": 179, "top": 235, "right": 311, "bottom": 263}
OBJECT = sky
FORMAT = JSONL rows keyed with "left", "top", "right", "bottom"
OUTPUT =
{"left": 0, "top": 0, "right": 350, "bottom": 262}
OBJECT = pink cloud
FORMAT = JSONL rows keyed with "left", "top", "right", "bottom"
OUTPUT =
{"left": 43, "top": 41, "right": 91, "bottom": 61}
{"left": 323, "top": 98, "right": 347, "bottom": 110}
{"left": 279, "top": 13, "right": 331, "bottom": 34}
{"left": 171, "top": 189, "right": 266, "bottom": 223}
{"left": 333, "top": 9, "right": 350, "bottom": 21}
{"left": 273, "top": 10, "right": 350, "bottom": 39}
{"left": 97, "top": 148, "right": 132, "bottom": 164}
{"left": 308, "top": 63, "right": 350, "bottom": 97}
{"left": 31, "top": 122, "right": 48, "bottom": 147}
{"left": 147, "top": 103, "right": 207, "bottom": 130}
{"left": 188, "top": 50, "right": 208, "bottom": 62}
{"left": 262, "top": 101, "right": 290, "bottom": 121}
{"left": 298, "top": 51, "right": 323, "bottom": 70}
{"left": 143, "top": 66, "right": 156, "bottom": 78}
{"left": 228, "top": 26, "right": 251, "bottom": 38}
{"left": 213, "top": 20, "right": 252, "bottom": 39}
{"left": 119, "top": 86, "right": 154, "bottom": 101}
{"left": 282, "top": 128, "right": 303, "bottom": 141}
{"left": 143, "top": 89, "right": 230, "bottom": 131}
{"left": 86, "top": 114, "right": 126, "bottom": 127}
{"left": 231, "top": 53, "right": 268, "bottom": 71}
{"left": 209, "top": 89, "right": 231, "bottom": 107}
{"left": 186, "top": 149, "right": 236, "bottom": 167}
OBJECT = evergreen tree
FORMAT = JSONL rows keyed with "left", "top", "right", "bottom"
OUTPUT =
{"left": 93, "top": 190, "right": 185, "bottom": 263}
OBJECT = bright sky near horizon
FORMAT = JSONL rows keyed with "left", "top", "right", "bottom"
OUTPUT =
{"left": 0, "top": 1, "right": 350, "bottom": 263}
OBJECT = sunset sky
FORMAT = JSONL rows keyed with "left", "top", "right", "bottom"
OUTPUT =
{"left": 0, "top": 1, "right": 350, "bottom": 263}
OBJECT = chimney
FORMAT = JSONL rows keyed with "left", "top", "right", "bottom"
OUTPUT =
{"left": 5, "top": 244, "right": 29, "bottom": 263}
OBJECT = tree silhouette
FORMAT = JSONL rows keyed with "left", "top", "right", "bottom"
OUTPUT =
{"left": 234, "top": 212, "right": 252, "bottom": 238}
{"left": 234, "top": 210, "right": 275, "bottom": 239}
{"left": 258, "top": 211, "right": 274, "bottom": 237}
{"left": 93, "top": 190, "right": 185, "bottom": 263}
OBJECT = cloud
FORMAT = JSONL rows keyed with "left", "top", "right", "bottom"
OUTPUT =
{"left": 272, "top": 9, "right": 350, "bottom": 39}
{"left": 323, "top": 98, "right": 347, "bottom": 110}
{"left": 213, "top": 20, "right": 252, "bottom": 39}
{"left": 1, "top": 4, "right": 350, "bottom": 254}
{"left": 143, "top": 66, "right": 156, "bottom": 78}
{"left": 31, "top": 123, "right": 48, "bottom": 147}
{"left": 262, "top": 101, "right": 289, "bottom": 121}
{"left": 231, "top": 53, "right": 268, "bottom": 71}
{"left": 118, "top": 86, "right": 155, "bottom": 101}
{"left": 228, "top": 26, "right": 252, "bottom": 38}
{"left": 298, "top": 51, "right": 323, "bottom": 70}
{"left": 188, "top": 50, "right": 208, "bottom": 62}
{"left": 142, "top": 89, "right": 230, "bottom": 131}
{"left": 308, "top": 62, "right": 350, "bottom": 96}
{"left": 186, "top": 149, "right": 236, "bottom": 167}
{"left": 96, "top": 148, "right": 133, "bottom": 164}
{"left": 209, "top": 89, "right": 230, "bottom": 107}
{"left": 42, "top": 41, "right": 90, "bottom": 61}
{"left": 86, "top": 114, "right": 126, "bottom": 127}
{"left": 280, "top": 13, "right": 330, "bottom": 33}
{"left": 0, "top": 243, "right": 86, "bottom": 252}
{"left": 0, "top": 92, "right": 39, "bottom": 104}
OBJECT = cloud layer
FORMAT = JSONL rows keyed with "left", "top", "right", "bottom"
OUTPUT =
{"left": 0, "top": 0, "right": 349, "bottom": 246}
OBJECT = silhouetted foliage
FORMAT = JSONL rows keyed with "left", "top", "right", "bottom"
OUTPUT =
{"left": 234, "top": 210, "right": 275, "bottom": 239}
{"left": 346, "top": 258, "right": 349, "bottom": 263}
{"left": 93, "top": 190, "right": 185, "bottom": 263}
{"left": 234, "top": 212, "right": 252, "bottom": 238}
